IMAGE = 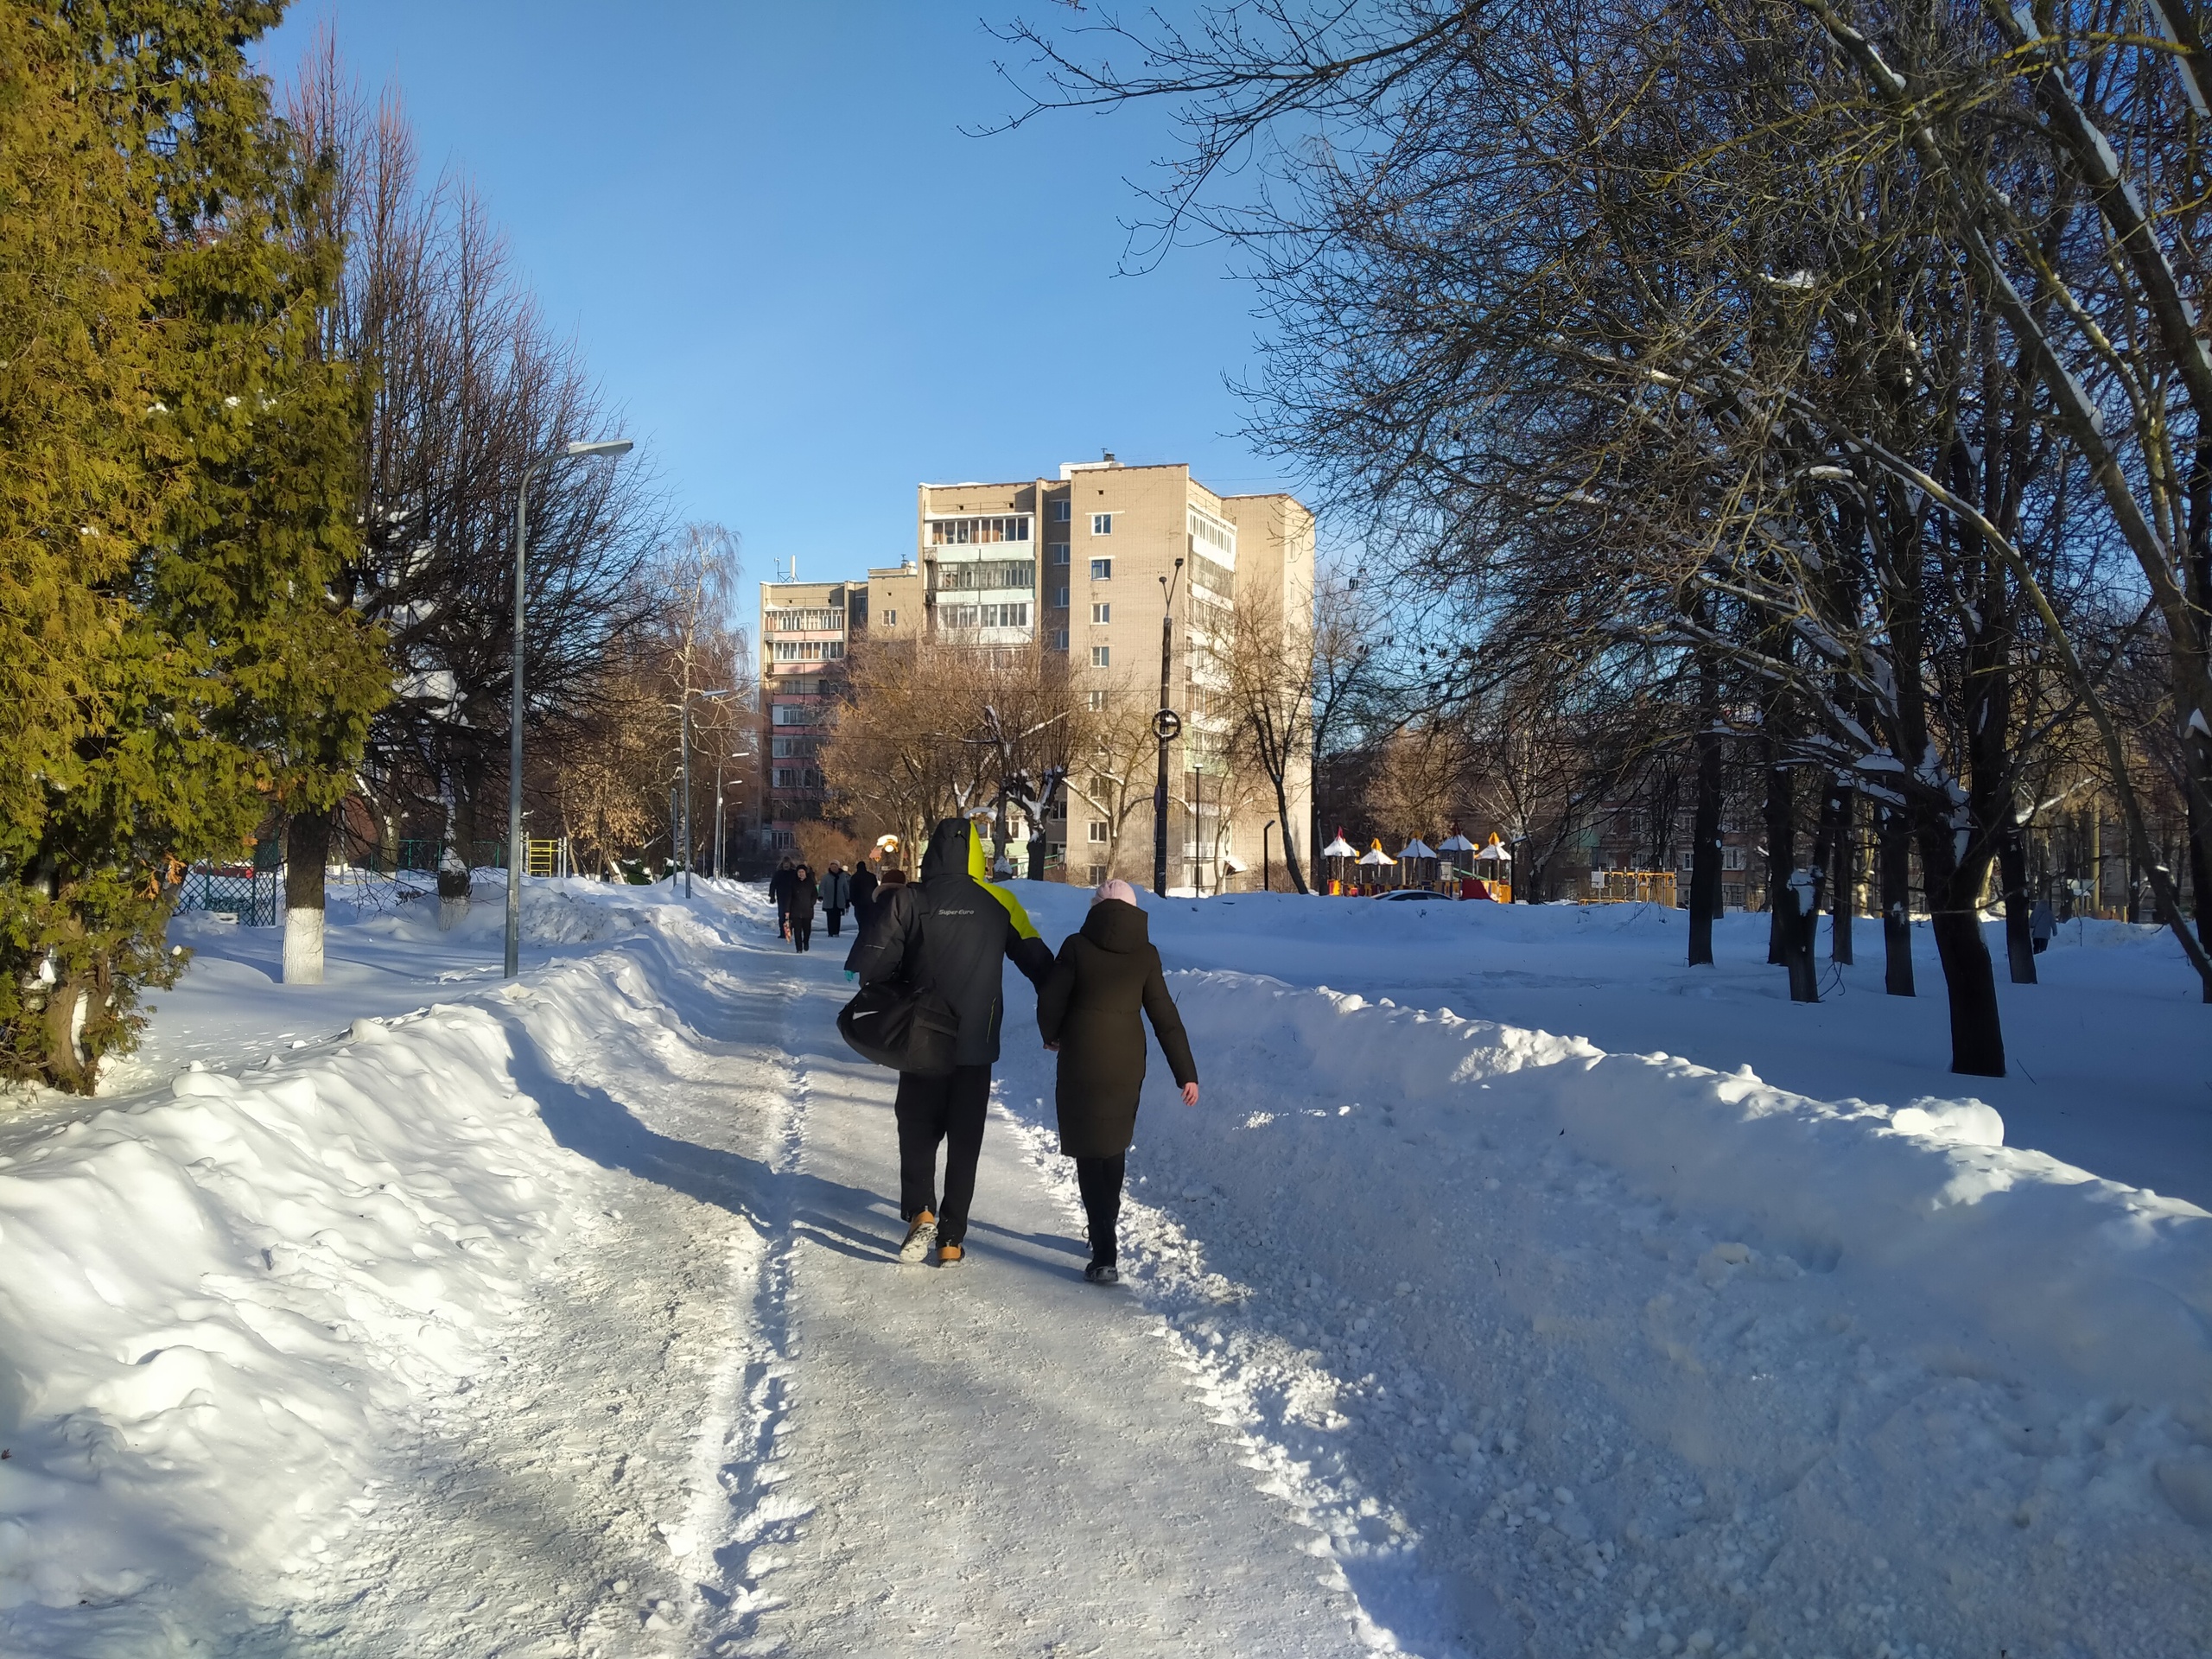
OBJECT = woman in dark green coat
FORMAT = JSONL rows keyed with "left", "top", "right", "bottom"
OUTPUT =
{"left": 1037, "top": 880, "right": 1199, "bottom": 1284}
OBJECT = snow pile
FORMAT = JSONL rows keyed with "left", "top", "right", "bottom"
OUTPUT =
{"left": 993, "top": 947, "right": 2212, "bottom": 1655}
{"left": 0, "top": 1001, "right": 587, "bottom": 1640}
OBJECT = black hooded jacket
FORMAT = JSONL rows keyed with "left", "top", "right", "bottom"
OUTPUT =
{"left": 848, "top": 819, "right": 1053, "bottom": 1068}
{"left": 1036, "top": 898, "right": 1198, "bottom": 1157}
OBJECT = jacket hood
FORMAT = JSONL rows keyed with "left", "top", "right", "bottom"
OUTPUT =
{"left": 1079, "top": 897, "right": 1150, "bottom": 952}
{"left": 921, "top": 818, "right": 972, "bottom": 881}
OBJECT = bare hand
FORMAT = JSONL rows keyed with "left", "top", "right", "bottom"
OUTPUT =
{"left": 1181, "top": 1082, "right": 1200, "bottom": 1106}
{"left": 1044, "top": 1040, "right": 1059, "bottom": 1052}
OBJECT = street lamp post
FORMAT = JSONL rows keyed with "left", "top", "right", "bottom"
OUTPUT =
{"left": 1152, "top": 558, "right": 1184, "bottom": 897}
{"left": 508, "top": 438, "right": 632, "bottom": 977}
{"left": 678, "top": 689, "right": 737, "bottom": 899}
{"left": 715, "top": 746, "right": 750, "bottom": 880}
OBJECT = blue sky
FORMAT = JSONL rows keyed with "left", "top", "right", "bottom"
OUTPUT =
{"left": 256, "top": 2, "right": 1299, "bottom": 597}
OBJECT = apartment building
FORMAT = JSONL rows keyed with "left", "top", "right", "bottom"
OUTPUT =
{"left": 753, "top": 457, "right": 1315, "bottom": 886}
{"left": 757, "top": 578, "right": 861, "bottom": 851}
{"left": 917, "top": 457, "right": 1314, "bottom": 888}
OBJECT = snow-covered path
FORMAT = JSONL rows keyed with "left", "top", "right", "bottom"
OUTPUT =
{"left": 744, "top": 942, "right": 1357, "bottom": 1657}
{"left": 237, "top": 899, "right": 1363, "bottom": 1658}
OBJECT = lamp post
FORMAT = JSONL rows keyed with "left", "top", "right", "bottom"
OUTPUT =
{"left": 1152, "top": 557, "right": 1184, "bottom": 897}
{"left": 714, "top": 742, "right": 751, "bottom": 880}
{"left": 508, "top": 437, "right": 632, "bottom": 977}
{"left": 678, "top": 689, "right": 737, "bottom": 899}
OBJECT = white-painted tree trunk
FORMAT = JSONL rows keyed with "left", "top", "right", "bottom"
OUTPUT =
{"left": 283, "top": 906, "right": 325, "bottom": 984}
{"left": 438, "top": 895, "right": 467, "bottom": 932}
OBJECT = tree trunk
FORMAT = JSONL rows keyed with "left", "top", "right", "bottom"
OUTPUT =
{"left": 1919, "top": 826, "right": 2005, "bottom": 1077}
{"left": 1830, "top": 784, "right": 1856, "bottom": 965}
{"left": 1777, "top": 879, "right": 1819, "bottom": 1001}
{"left": 437, "top": 772, "right": 470, "bottom": 930}
{"left": 1688, "top": 647, "right": 1722, "bottom": 967}
{"left": 1999, "top": 823, "right": 2037, "bottom": 984}
{"left": 283, "top": 807, "right": 333, "bottom": 985}
{"left": 1273, "top": 770, "right": 1310, "bottom": 895}
{"left": 1878, "top": 801, "right": 1916, "bottom": 996}
{"left": 1764, "top": 736, "right": 1793, "bottom": 964}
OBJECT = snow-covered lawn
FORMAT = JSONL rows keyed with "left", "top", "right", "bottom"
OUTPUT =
{"left": 1, "top": 879, "right": 2205, "bottom": 1656}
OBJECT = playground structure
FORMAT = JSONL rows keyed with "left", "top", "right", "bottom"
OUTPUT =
{"left": 1316, "top": 829, "right": 1513, "bottom": 899}
{"left": 1590, "top": 869, "right": 1678, "bottom": 906}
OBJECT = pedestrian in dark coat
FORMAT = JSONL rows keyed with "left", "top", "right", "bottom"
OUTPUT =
{"left": 788, "top": 862, "right": 819, "bottom": 952}
{"left": 848, "top": 863, "right": 879, "bottom": 921}
{"left": 822, "top": 862, "right": 852, "bottom": 938}
{"left": 1036, "top": 879, "right": 1199, "bottom": 1284}
{"left": 849, "top": 821, "right": 1052, "bottom": 1264}
{"left": 768, "top": 857, "right": 797, "bottom": 938}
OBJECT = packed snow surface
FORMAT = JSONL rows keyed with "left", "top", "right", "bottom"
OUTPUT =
{"left": 0, "top": 876, "right": 2205, "bottom": 1656}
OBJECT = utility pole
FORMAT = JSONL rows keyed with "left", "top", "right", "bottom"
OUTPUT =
{"left": 1153, "top": 558, "right": 1184, "bottom": 897}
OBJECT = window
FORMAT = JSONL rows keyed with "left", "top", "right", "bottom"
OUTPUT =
{"left": 1052, "top": 587, "right": 1070, "bottom": 609}
{"left": 1187, "top": 505, "right": 1236, "bottom": 559}
{"left": 1088, "top": 863, "right": 1108, "bottom": 885}
{"left": 926, "top": 515, "right": 1032, "bottom": 545}
{"left": 771, "top": 639, "right": 845, "bottom": 662}
{"left": 771, "top": 736, "right": 818, "bottom": 759}
{"left": 931, "top": 559, "right": 1035, "bottom": 593}
{"left": 882, "top": 608, "right": 897, "bottom": 626}
{"left": 1086, "top": 690, "right": 1107, "bottom": 711}
{"left": 1090, "top": 645, "right": 1110, "bottom": 667}
{"left": 1190, "top": 551, "right": 1233, "bottom": 598}
{"left": 772, "top": 767, "right": 822, "bottom": 789}
{"left": 1090, "top": 602, "right": 1110, "bottom": 624}
{"left": 771, "top": 702, "right": 825, "bottom": 727}
{"left": 1049, "top": 499, "right": 1071, "bottom": 523}
{"left": 1090, "top": 557, "right": 1112, "bottom": 581}
{"left": 1050, "top": 629, "right": 1070, "bottom": 650}
{"left": 1088, "top": 821, "right": 1109, "bottom": 843}
{"left": 1048, "top": 542, "right": 1070, "bottom": 564}
{"left": 1091, "top": 512, "right": 1113, "bottom": 536}
{"left": 938, "top": 601, "right": 1030, "bottom": 630}
{"left": 763, "top": 607, "right": 845, "bottom": 633}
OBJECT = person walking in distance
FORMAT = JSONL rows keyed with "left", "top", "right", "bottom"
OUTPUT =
{"left": 1036, "top": 879, "right": 1199, "bottom": 1285}
{"left": 822, "top": 861, "right": 852, "bottom": 938}
{"left": 787, "top": 861, "right": 819, "bottom": 953}
{"left": 768, "top": 855, "right": 797, "bottom": 940}
{"left": 847, "top": 860, "right": 878, "bottom": 925}
{"left": 849, "top": 819, "right": 1052, "bottom": 1266}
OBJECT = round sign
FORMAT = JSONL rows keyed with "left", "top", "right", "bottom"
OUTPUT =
{"left": 1152, "top": 709, "right": 1183, "bottom": 741}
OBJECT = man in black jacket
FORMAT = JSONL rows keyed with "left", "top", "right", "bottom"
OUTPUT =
{"left": 766, "top": 856, "right": 796, "bottom": 939}
{"left": 849, "top": 817, "right": 1053, "bottom": 1265}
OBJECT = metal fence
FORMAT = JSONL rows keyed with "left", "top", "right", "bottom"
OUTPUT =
{"left": 173, "top": 844, "right": 281, "bottom": 925}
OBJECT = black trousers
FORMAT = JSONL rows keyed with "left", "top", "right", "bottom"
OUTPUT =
{"left": 1075, "top": 1153, "right": 1126, "bottom": 1265}
{"left": 791, "top": 911, "right": 813, "bottom": 951}
{"left": 826, "top": 906, "right": 846, "bottom": 937}
{"left": 895, "top": 1065, "right": 992, "bottom": 1246}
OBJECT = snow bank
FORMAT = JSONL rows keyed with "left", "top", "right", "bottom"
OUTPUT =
{"left": 0, "top": 999, "right": 588, "bottom": 1640}
{"left": 1172, "top": 973, "right": 2212, "bottom": 1409}
{"left": 995, "top": 937, "right": 2212, "bottom": 1655}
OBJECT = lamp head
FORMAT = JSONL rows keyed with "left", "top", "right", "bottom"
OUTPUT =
{"left": 565, "top": 438, "right": 634, "bottom": 458}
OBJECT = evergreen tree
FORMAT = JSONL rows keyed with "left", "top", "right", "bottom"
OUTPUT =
{"left": 0, "top": 1, "right": 384, "bottom": 1088}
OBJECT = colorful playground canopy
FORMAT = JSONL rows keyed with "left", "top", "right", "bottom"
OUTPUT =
{"left": 1398, "top": 838, "right": 1438, "bottom": 860}
{"left": 1321, "top": 835, "right": 1358, "bottom": 859}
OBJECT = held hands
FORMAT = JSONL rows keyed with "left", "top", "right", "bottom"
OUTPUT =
{"left": 1181, "top": 1082, "right": 1200, "bottom": 1107}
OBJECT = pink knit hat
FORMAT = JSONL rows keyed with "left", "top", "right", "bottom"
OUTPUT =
{"left": 1091, "top": 878, "right": 1140, "bottom": 908}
